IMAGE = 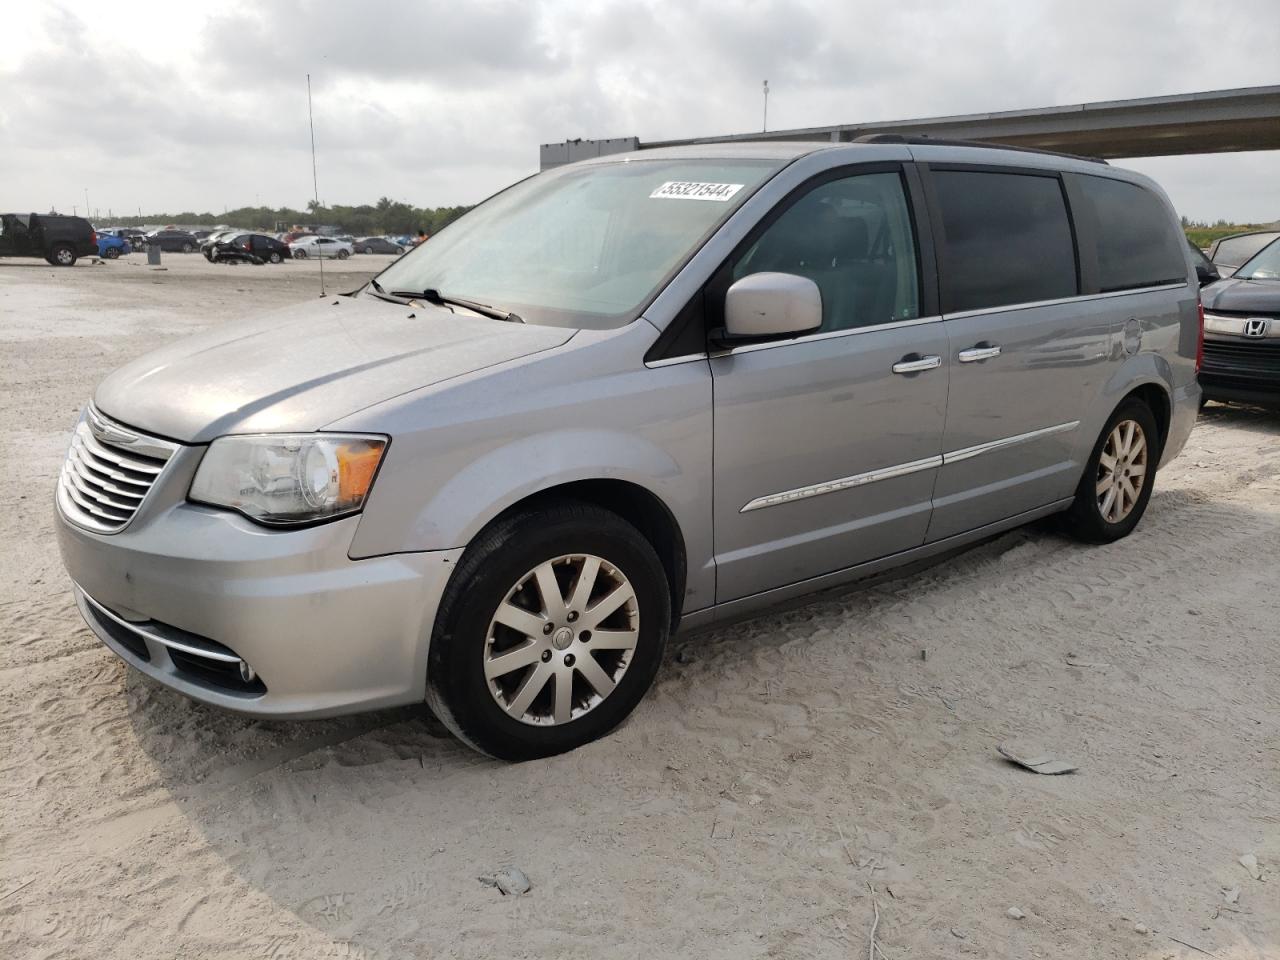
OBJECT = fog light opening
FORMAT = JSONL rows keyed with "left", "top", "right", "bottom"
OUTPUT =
{"left": 239, "top": 661, "right": 257, "bottom": 684}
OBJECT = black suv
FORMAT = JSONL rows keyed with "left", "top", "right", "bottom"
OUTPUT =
{"left": 0, "top": 213, "right": 97, "bottom": 266}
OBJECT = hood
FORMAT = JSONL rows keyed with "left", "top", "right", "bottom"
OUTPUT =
{"left": 1201, "top": 277, "right": 1280, "bottom": 314}
{"left": 94, "top": 295, "right": 574, "bottom": 443}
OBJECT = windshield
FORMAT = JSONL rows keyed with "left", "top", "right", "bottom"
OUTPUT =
{"left": 1235, "top": 237, "right": 1280, "bottom": 280}
{"left": 370, "top": 158, "right": 781, "bottom": 328}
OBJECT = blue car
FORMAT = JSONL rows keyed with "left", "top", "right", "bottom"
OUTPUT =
{"left": 96, "top": 232, "right": 131, "bottom": 259}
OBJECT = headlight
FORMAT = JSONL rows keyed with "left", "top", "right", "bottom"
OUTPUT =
{"left": 189, "top": 434, "right": 387, "bottom": 525}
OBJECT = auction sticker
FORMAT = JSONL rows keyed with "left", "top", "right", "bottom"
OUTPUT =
{"left": 649, "top": 181, "right": 744, "bottom": 202}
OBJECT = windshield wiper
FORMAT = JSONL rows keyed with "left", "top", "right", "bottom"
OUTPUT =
{"left": 389, "top": 288, "right": 524, "bottom": 323}
{"left": 365, "top": 277, "right": 409, "bottom": 303}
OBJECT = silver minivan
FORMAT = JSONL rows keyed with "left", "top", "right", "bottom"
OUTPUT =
{"left": 56, "top": 140, "right": 1202, "bottom": 759}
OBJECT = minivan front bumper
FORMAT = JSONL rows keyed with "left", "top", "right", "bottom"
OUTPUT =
{"left": 56, "top": 500, "right": 462, "bottom": 718}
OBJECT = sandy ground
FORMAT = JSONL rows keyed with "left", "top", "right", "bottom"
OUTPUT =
{"left": 1, "top": 253, "right": 1278, "bottom": 960}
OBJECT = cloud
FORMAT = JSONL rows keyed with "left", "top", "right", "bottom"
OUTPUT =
{"left": 1, "top": 0, "right": 1277, "bottom": 220}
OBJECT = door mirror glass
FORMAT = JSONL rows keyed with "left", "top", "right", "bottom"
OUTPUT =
{"left": 724, "top": 271, "right": 823, "bottom": 339}
{"left": 1195, "top": 261, "right": 1219, "bottom": 287}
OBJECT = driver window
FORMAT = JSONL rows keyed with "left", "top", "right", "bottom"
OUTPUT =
{"left": 732, "top": 171, "right": 919, "bottom": 332}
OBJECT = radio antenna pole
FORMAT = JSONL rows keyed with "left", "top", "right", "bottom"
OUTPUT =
{"left": 307, "top": 73, "right": 325, "bottom": 297}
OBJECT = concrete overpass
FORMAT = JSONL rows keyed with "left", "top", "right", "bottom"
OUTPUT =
{"left": 540, "top": 85, "right": 1280, "bottom": 169}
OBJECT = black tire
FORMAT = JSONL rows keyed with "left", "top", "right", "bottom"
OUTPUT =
{"left": 337, "top": 249, "right": 350, "bottom": 260}
{"left": 49, "top": 243, "right": 77, "bottom": 267}
{"left": 293, "top": 248, "right": 307, "bottom": 259}
{"left": 182, "top": 242, "right": 193, "bottom": 253}
{"left": 1061, "top": 397, "right": 1160, "bottom": 544}
{"left": 363, "top": 246, "right": 374, "bottom": 255}
{"left": 268, "top": 251, "right": 282, "bottom": 264}
{"left": 426, "top": 501, "right": 671, "bottom": 761}
{"left": 103, "top": 247, "right": 120, "bottom": 260}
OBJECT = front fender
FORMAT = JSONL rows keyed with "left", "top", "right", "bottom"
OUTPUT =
{"left": 394, "top": 428, "right": 685, "bottom": 551}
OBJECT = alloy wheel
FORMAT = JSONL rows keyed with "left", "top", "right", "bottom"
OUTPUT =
{"left": 484, "top": 554, "right": 639, "bottom": 726}
{"left": 1096, "top": 419, "right": 1148, "bottom": 523}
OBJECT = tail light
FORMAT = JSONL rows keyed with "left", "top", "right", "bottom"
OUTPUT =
{"left": 91, "top": 231, "right": 97, "bottom": 243}
{"left": 243, "top": 240, "right": 251, "bottom": 251}
{"left": 1195, "top": 300, "right": 1205, "bottom": 374}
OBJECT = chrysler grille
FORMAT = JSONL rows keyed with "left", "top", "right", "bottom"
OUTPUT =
{"left": 58, "top": 410, "right": 176, "bottom": 533}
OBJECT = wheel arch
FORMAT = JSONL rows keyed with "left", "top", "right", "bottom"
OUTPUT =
{"left": 469, "top": 478, "right": 687, "bottom": 631}
{"left": 1124, "top": 381, "right": 1171, "bottom": 456}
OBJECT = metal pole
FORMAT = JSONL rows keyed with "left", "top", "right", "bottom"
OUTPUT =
{"left": 763, "top": 80, "right": 769, "bottom": 133}
{"left": 307, "top": 73, "right": 325, "bottom": 297}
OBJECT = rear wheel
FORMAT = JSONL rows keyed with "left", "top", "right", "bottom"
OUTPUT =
{"left": 363, "top": 246, "right": 374, "bottom": 254}
{"left": 1062, "top": 398, "right": 1160, "bottom": 543}
{"left": 293, "top": 248, "right": 307, "bottom": 259}
{"left": 103, "top": 246, "right": 120, "bottom": 259}
{"left": 50, "top": 244, "right": 76, "bottom": 267}
{"left": 426, "top": 502, "right": 670, "bottom": 761}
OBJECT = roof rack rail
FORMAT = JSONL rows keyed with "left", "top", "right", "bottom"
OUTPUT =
{"left": 853, "top": 134, "right": 1109, "bottom": 165}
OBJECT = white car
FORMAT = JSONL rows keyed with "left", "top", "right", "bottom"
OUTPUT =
{"left": 289, "top": 236, "right": 353, "bottom": 260}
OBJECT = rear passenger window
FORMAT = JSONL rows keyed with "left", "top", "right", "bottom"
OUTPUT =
{"left": 732, "top": 171, "right": 919, "bottom": 332}
{"left": 1077, "top": 175, "right": 1185, "bottom": 292}
{"left": 934, "top": 171, "right": 1077, "bottom": 313}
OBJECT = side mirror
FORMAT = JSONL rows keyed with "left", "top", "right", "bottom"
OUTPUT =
{"left": 722, "top": 272, "right": 822, "bottom": 340}
{"left": 1195, "top": 262, "right": 1220, "bottom": 287}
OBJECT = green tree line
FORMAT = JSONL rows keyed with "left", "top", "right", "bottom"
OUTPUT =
{"left": 107, "top": 197, "right": 473, "bottom": 237}
{"left": 1181, "top": 215, "right": 1278, "bottom": 249}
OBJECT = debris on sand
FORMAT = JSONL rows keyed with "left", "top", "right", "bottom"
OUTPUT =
{"left": 478, "top": 867, "right": 531, "bottom": 896}
{"left": 1238, "top": 854, "right": 1262, "bottom": 881}
{"left": 997, "top": 741, "right": 1078, "bottom": 775}
{"left": 1007, "top": 907, "right": 1025, "bottom": 920}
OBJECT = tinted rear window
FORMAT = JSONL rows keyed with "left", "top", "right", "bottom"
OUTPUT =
{"left": 934, "top": 170, "right": 1077, "bottom": 313}
{"left": 1077, "top": 175, "right": 1185, "bottom": 292}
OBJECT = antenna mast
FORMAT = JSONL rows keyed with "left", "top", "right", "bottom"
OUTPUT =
{"left": 307, "top": 73, "right": 325, "bottom": 296}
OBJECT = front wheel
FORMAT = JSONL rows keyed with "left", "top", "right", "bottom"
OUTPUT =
{"left": 268, "top": 251, "right": 282, "bottom": 264}
{"left": 337, "top": 249, "right": 350, "bottom": 260}
{"left": 1062, "top": 398, "right": 1160, "bottom": 543}
{"left": 50, "top": 244, "right": 77, "bottom": 266}
{"left": 426, "top": 502, "right": 670, "bottom": 761}
{"left": 363, "top": 246, "right": 374, "bottom": 255}
{"left": 293, "top": 248, "right": 307, "bottom": 259}
{"left": 181, "top": 242, "right": 193, "bottom": 253}
{"left": 103, "top": 247, "right": 120, "bottom": 259}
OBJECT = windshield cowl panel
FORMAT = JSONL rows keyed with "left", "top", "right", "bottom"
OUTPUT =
{"left": 368, "top": 159, "right": 781, "bottom": 330}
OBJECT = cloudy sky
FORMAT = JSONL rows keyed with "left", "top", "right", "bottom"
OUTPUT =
{"left": 3, "top": 1, "right": 1278, "bottom": 223}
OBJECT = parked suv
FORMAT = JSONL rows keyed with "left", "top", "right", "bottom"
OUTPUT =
{"left": 55, "top": 141, "right": 1201, "bottom": 760}
{"left": 1200, "top": 235, "right": 1280, "bottom": 405}
{"left": 0, "top": 213, "right": 97, "bottom": 266}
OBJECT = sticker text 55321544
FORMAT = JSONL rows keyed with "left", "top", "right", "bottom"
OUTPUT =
{"left": 649, "top": 181, "right": 744, "bottom": 202}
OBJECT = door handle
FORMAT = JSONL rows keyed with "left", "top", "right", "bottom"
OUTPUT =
{"left": 957, "top": 344, "right": 1002, "bottom": 363}
{"left": 891, "top": 355, "right": 942, "bottom": 375}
